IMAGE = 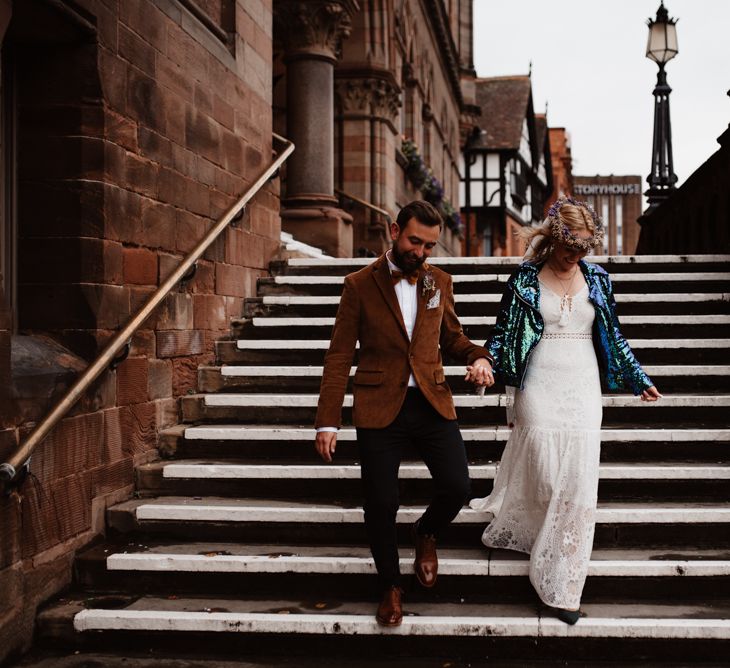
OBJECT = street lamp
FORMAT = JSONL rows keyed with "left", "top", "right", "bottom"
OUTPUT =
{"left": 644, "top": 1, "right": 679, "bottom": 213}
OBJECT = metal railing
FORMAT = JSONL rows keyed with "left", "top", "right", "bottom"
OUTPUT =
{"left": 0, "top": 133, "right": 294, "bottom": 487}
{"left": 335, "top": 188, "right": 392, "bottom": 229}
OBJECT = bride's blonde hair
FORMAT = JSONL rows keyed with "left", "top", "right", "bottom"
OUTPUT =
{"left": 518, "top": 200, "right": 600, "bottom": 263}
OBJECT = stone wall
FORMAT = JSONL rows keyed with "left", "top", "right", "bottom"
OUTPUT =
{"left": 0, "top": 0, "right": 277, "bottom": 662}
{"left": 545, "top": 127, "right": 573, "bottom": 214}
{"left": 331, "top": 0, "right": 468, "bottom": 257}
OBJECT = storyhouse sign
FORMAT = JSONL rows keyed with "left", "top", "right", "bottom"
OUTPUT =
{"left": 574, "top": 183, "right": 642, "bottom": 196}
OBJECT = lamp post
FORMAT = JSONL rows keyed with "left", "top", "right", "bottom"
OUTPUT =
{"left": 644, "top": 1, "right": 679, "bottom": 213}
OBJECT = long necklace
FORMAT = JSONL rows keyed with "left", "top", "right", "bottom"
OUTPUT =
{"left": 549, "top": 264, "right": 578, "bottom": 326}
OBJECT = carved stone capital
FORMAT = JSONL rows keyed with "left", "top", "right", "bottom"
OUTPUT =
{"left": 274, "top": 0, "right": 359, "bottom": 62}
{"left": 334, "top": 76, "right": 401, "bottom": 122}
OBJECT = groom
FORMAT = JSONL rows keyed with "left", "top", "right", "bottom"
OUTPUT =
{"left": 315, "top": 200, "right": 492, "bottom": 626}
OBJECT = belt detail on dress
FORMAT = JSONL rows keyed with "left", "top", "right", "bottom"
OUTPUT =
{"left": 542, "top": 332, "right": 592, "bottom": 340}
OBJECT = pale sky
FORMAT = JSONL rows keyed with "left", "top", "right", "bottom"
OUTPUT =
{"left": 473, "top": 0, "right": 729, "bottom": 187}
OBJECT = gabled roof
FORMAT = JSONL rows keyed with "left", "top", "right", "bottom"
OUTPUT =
{"left": 472, "top": 75, "right": 532, "bottom": 150}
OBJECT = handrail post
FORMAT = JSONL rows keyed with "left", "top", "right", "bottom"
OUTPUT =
{"left": 335, "top": 188, "right": 392, "bottom": 228}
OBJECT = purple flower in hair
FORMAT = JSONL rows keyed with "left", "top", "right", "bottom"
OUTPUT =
{"left": 547, "top": 196, "right": 605, "bottom": 252}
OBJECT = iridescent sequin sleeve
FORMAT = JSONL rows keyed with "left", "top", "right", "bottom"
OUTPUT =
{"left": 486, "top": 279, "right": 515, "bottom": 378}
{"left": 603, "top": 272, "right": 653, "bottom": 395}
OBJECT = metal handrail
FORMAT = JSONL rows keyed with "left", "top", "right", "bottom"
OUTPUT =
{"left": 0, "top": 133, "right": 295, "bottom": 486}
{"left": 335, "top": 188, "right": 392, "bottom": 228}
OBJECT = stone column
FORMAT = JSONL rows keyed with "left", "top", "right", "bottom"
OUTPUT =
{"left": 274, "top": 0, "right": 359, "bottom": 258}
{"left": 334, "top": 75, "right": 400, "bottom": 255}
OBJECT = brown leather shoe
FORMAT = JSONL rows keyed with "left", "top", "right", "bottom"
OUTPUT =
{"left": 376, "top": 586, "right": 403, "bottom": 627}
{"left": 412, "top": 522, "right": 438, "bottom": 588}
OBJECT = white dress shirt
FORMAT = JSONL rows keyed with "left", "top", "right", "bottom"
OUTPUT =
{"left": 317, "top": 252, "right": 418, "bottom": 433}
{"left": 387, "top": 253, "right": 419, "bottom": 388}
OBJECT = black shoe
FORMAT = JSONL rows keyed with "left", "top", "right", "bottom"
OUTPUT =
{"left": 550, "top": 606, "right": 581, "bottom": 625}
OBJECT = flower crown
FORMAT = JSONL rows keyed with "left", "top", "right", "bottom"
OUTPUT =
{"left": 547, "top": 196, "right": 604, "bottom": 252}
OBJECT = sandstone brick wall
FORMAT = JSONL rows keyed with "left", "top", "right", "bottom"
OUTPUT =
{"left": 0, "top": 0, "right": 277, "bottom": 662}
{"left": 545, "top": 127, "right": 573, "bottom": 214}
{"left": 330, "top": 0, "right": 465, "bottom": 257}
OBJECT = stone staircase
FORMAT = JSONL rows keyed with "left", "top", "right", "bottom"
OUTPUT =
{"left": 36, "top": 254, "right": 730, "bottom": 664}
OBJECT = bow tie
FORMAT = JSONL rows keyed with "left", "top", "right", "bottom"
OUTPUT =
{"left": 391, "top": 269, "right": 419, "bottom": 285}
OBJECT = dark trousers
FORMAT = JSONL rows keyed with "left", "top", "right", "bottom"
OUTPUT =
{"left": 356, "top": 387, "right": 471, "bottom": 590}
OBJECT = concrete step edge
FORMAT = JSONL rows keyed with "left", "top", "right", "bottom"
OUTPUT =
{"left": 152, "top": 461, "right": 730, "bottom": 481}
{"left": 181, "top": 426, "right": 730, "bottom": 442}
{"left": 117, "top": 499, "right": 730, "bottom": 525}
{"left": 193, "top": 393, "right": 730, "bottom": 409}
{"left": 247, "top": 315, "right": 730, "bottom": 327}
{"left": 232, "top": 338, "right": 730, "bottom": 350}
{"left": 258, "top": 293, "right": 730, "bottom": 305}
{"left": 285, "top": 254, "right": 730, "bottom": 267}
{"left": 105, "top": 551, "right": 730, "bottom": 577}
{"left": 208, "top": 364, "right": 730, "bottom": 378}
{"left": 71, "top": 606, "right": 730, "bottom": 639}
{"left": 264, "top": 272, "right": 730, "bottom": 286}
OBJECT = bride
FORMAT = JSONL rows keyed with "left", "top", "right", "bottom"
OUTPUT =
{"left": 465, "top": 197, "right": 662, "bottom": 624}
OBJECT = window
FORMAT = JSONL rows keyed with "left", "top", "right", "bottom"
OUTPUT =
{"left": 510, "top": 159, "right": 527, "bottom": 208}
{"left": 615, "top": 199, "right": 623, "bottom": 255}
{"left": 602, "top": 200, "right": 610, "bottom": 254}
{"left": 531, "top": 181, "right": 544, "bottom": 222}
{"left": 482, "top": 220, "right": 492, "bottom": 256}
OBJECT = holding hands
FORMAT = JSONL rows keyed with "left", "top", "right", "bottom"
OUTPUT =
{"left": 465, "top": 357, "right": 495, "bottom": 389}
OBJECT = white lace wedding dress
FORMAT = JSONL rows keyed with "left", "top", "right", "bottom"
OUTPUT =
{"left": 470, "top": 280, "right": 602, "bottom": 610}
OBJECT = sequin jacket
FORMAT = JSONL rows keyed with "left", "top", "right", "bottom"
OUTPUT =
{"left": 487, "top": 260, "right": 653, "bottom": 394}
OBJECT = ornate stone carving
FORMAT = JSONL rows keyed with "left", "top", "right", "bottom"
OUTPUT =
{"left": 274, "top": 0, "right": 360, "bottom": 62}
{"left": 335, "top": 77, "right": 401, "bottom": 122}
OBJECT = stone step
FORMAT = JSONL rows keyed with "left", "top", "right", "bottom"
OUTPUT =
{"left": 257, "top": 272, "right": 730, "bottom": 297}
{"left": 234, "top": 314, "right": 730, "bottom": 340}
{"left": 161, "top": 425, "right": 730, "bottom": 463}
{"left": 198, "top": 364, "right": 730, "bottom": 393}
{"left": 244, "top": 293, "right": 730, "bottom": 318}
{"left": 272, "top": 254, "right": 730, "bottom": 276}
{"left": 106, "top": 497, "right": 730, "bottom": 548}
{"left": 179, "top": 392, "right": 730, "bottom": 425}
{"left": 153, "top": 461, "right": 730, "bottom": 481}
{"left": 71, "top": 603, "right": 730, "bottom": 641}
{"left": 258, "top": 293, "right": 730, "bottom": 305}
{"left": 13, "top": 655, "right": 714, "bottom": 668}
{"left": 136, "top": 460, "right": 730, "bottom": 503}
{"left": 37, "top": 593, "right": 730, "bottom": 662}
{"left": 100, "top": 543, "right": 730, "bottom": 578}
{"left": 181, "top": 425, "right": 730, "bottom": 443}
{"left": 278, "top": 231, "right": 331, "bottom": 259}
{"left": 218, "top": 337, "right": 730, "bottom": 366}
{"left": 72, "top": 542, "right": 730, "bottom": 602}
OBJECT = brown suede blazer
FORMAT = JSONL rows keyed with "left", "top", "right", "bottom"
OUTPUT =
{"left": 315, "top": 253, "right": 489, "bottom": 429}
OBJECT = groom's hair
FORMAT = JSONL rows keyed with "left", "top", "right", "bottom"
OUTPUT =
{"left": 396, "top": 200, "right": 443, "bottom": 231}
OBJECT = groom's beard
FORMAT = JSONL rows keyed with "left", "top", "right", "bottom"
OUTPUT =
{"left": 391, "top": 242, "right": 426, "bottom": 273}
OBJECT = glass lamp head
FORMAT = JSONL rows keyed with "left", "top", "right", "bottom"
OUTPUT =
{"left": 646, "top": 2, "right": 678, "bottom": 65}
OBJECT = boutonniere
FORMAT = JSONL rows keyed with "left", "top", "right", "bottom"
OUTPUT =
{"left": 421, "top": 265, "right": 436, "bottom": 298}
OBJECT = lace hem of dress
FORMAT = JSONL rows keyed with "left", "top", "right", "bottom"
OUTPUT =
{"left": 469, "top": 425, "right": 600, "bottom": 610}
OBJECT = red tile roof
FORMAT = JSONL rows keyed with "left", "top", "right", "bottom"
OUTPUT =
{"left": 473, "top": 76, "right": 531, "bottom": 150}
